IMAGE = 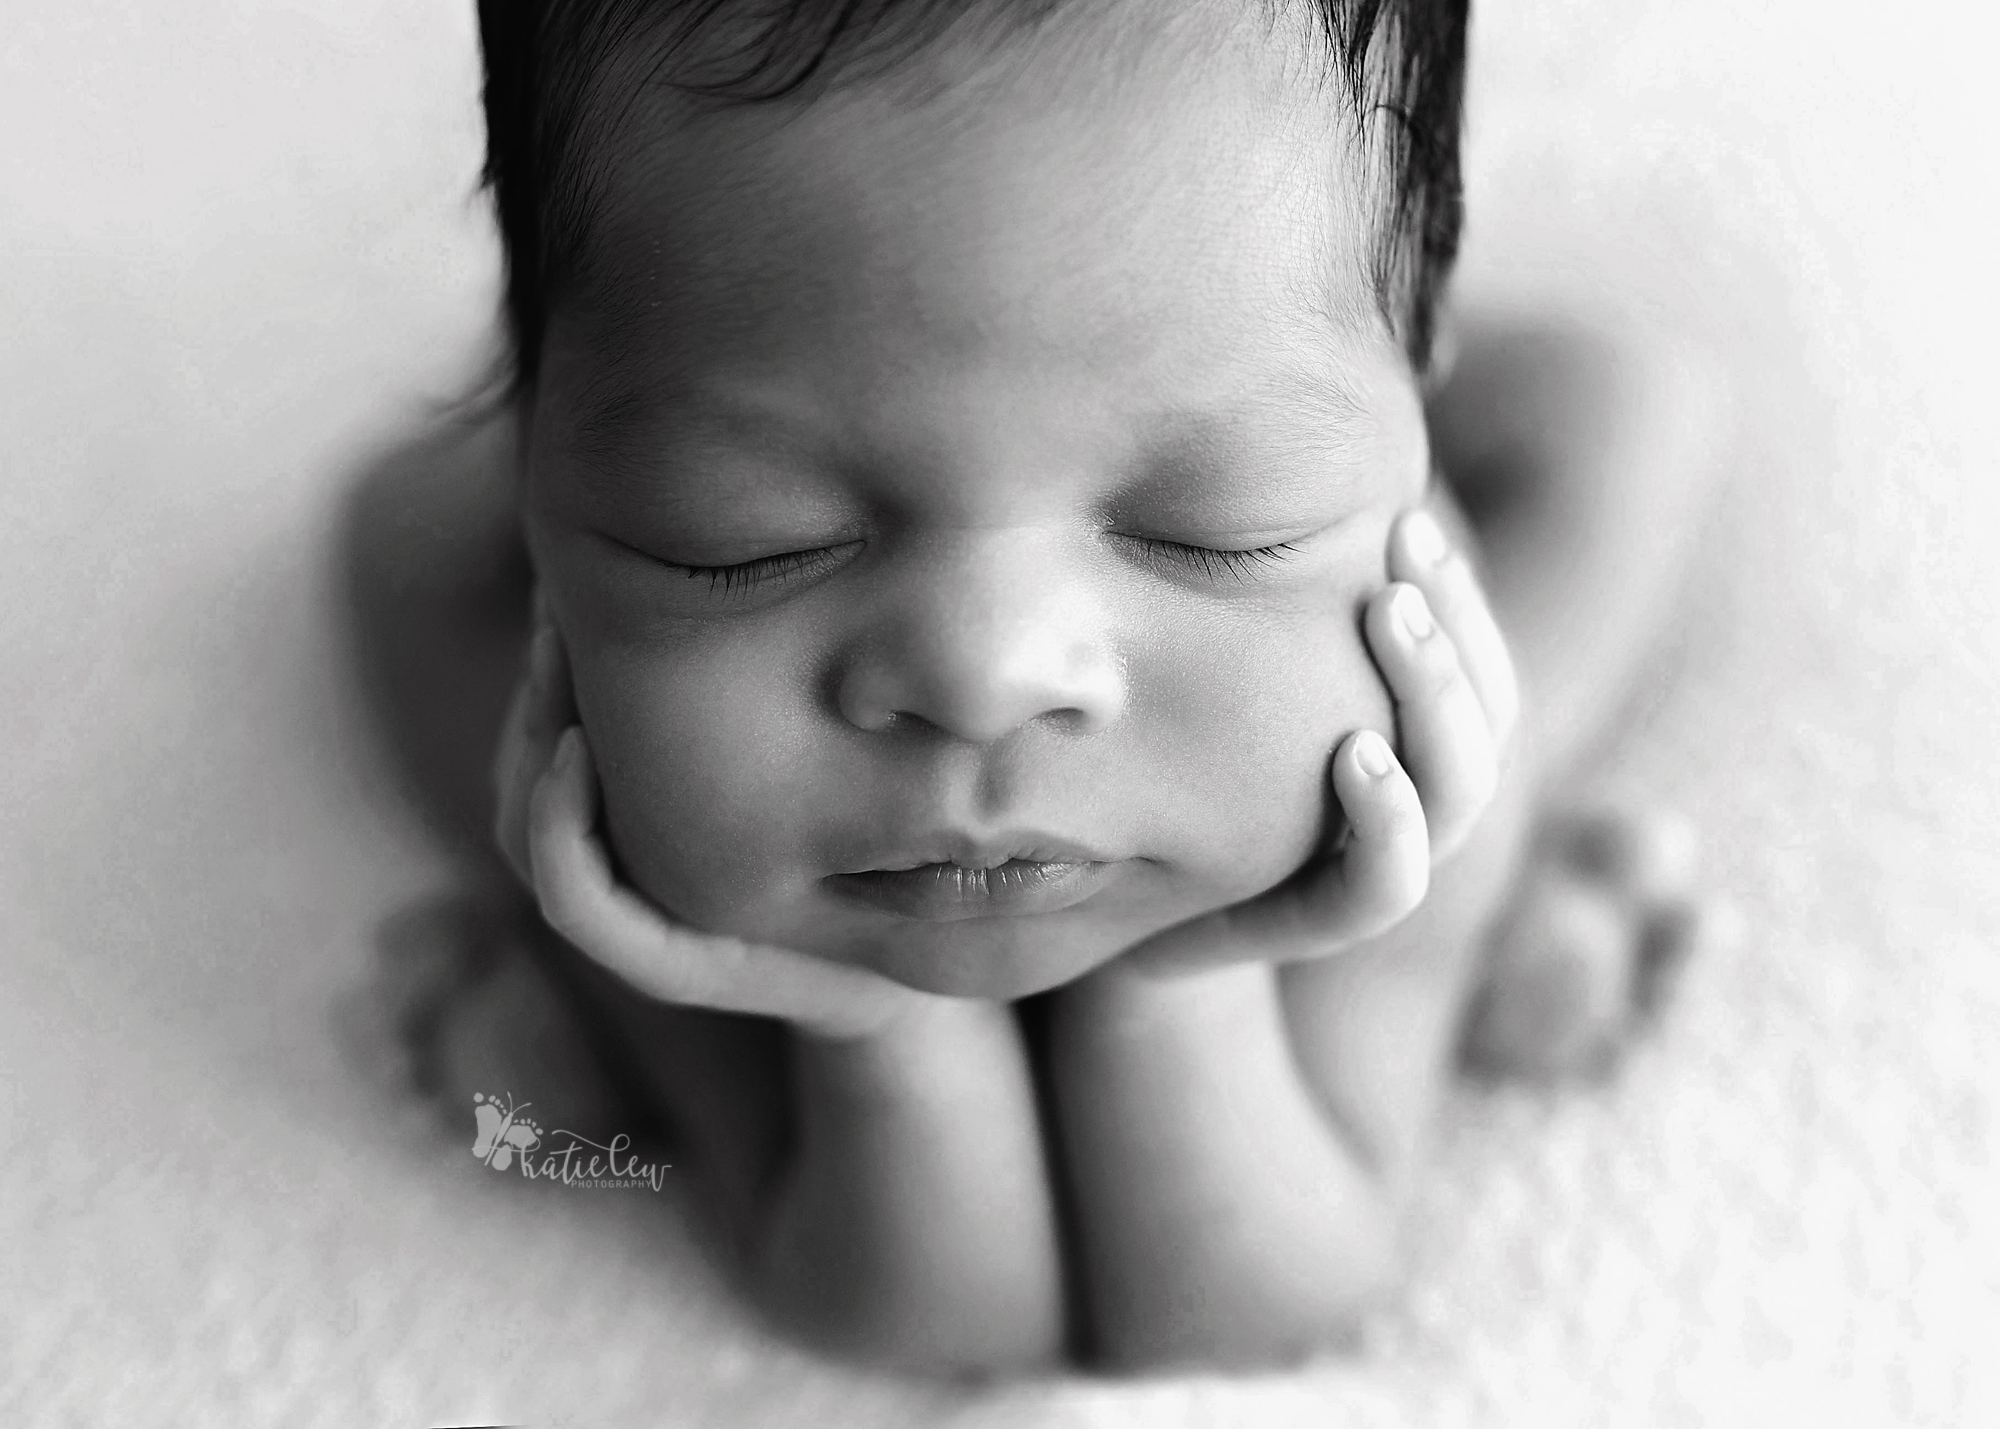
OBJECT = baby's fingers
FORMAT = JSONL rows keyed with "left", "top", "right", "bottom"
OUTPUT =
{"left": 493, "top": 592, "right": 575, "bottom": 884}
{"left": 1390, "top": 508, "right": 1520, "bottom": 743}
{"left": 1138, "top": 731, "right": 1428, "bottom": 975}
{"left": 1319, "top": 730, "right": 1432, "bottom": 941}
{"left": 1224, "top": 731, "right": 1429, "bottom": 958}
{"left": 1366, "top": 581, "right": 1498, "bottom": 860}
{"left": 527, "top": 727, "right": 913, "bottom": 1040}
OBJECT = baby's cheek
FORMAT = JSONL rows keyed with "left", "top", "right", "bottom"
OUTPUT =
{"left": 1152, "top": 596, "right": 1394, "bottom": 904}
{"left": 569, "top": 642, "right": 818, "bottom": 934}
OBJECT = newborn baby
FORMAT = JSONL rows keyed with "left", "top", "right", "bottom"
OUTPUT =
{"left": 404, "top": 0, "right": 1711, "bottom": 1375}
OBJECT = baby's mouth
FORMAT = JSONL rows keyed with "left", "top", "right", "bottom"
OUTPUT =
{"left": 824, "top": 858, "right": 1110, "bottom": 922}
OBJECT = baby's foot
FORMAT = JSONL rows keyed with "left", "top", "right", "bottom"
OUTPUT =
{"left": 375, "top": 893, "right": 639, "bottom": 1147}
{"left": 1460, "top": 805, "right": 1703, "bottom": 1082}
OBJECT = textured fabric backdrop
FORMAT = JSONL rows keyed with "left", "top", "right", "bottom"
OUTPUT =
{"left": 3, "top": 2, "right": 1995, "bottom": 1424}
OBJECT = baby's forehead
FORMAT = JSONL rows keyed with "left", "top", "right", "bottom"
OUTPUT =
{"left": 558, "top": 2, "right": 1378, "bottom": 301}
{"left": 520, "top": 0, "right": 1426, "bottom": 504}
{"left": 561, "top": 67, "right": 1384, "bottom": 377}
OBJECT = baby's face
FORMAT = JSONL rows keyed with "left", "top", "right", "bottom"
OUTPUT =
{"left": 523, "top": 10, "right": 1428, "bottom": 999}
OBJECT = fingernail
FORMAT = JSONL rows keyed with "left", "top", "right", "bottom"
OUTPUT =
{"left": 1403, "top": 509, "right": 1448, "bottom": 566}
{"left": 1354, "top": 730, "right": 1392, "bottom": 778}
{"left": 1393, "top": 583, "right": 1436, "bottom": 641}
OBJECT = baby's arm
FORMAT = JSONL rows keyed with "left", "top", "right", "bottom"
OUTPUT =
{"left": 502, "top": 624, "right": 1064, "bottom": 1373}
{"left": 1052, "top": 958, "right": 1397, "bottom": 1364}
{"left": 759, "top": 1002, "right": 1057, "bottom": 1366}
{"left": 1048, "top": 509, "right": 1522, "bottom": 1367}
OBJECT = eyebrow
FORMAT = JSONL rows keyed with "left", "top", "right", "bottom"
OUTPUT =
{"left": 562, "top": 345, "right": 753, "bottom": 443}
{"left": 567, "top": 380, "right": 652, "bottom": 466}
{"left": 555, "top": 302, "right": 1382, "bottom": 498}
{"left": 552, "top": 377, "right": 676, "bottom": 505}
{"left": 1142, "top": 362, "right": 1376, "bottom": 466}
{"left": 556, "top": 369, "right": 837, "bottom": 514}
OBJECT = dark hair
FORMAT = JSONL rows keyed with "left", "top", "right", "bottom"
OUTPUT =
{"left": 477, "top": 0, "right": 1467, "bottom": 387}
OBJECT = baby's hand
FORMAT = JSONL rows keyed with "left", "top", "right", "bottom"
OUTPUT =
{"left": 1127, "top": 504, "right": 1518, "bottom": 976}
{"left": 491, "top": 596, "right": 948, "bottom": 1040}
{"left": 1373, "top": 503, "right": 1520, "bottom": 859}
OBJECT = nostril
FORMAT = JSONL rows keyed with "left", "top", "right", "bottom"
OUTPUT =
{"left": 1040, "top": 704, "right": 1097, "bottom": 735}
{"left": 877, "top": 709, "right": 946, "bottom": 738}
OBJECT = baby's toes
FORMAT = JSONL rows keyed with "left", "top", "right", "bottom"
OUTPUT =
{"left": 1461, "top": 867, "right": 1635, "bottom": 1081}
{"left": 1553, "top": 804, "right": 1704, "bottom": 1021}
{"left": 1550, "top": 803, "right": 1698, "bottom": 908}
{"left": 1631, "top": 899, "right": 1702, "bottom": 1022}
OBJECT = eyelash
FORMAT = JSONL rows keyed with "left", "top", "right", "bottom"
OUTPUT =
{"left": 1126, "top": 537, "right": 1302, "bottom": 580}
{"left": 669, "top": 545, "right": 851, "bottom": 592}
{"left": 661, "top": 536, "right": 1300, "bottom": 594}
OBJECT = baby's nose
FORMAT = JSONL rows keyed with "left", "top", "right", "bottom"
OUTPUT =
{"left": 834, "top": 537, "right": 1125, "bottom": 744}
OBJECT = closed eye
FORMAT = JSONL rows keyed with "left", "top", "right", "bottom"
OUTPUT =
{"left": 669, "top": 543, "right": 861, "bottom": 593}
{"left": 1119, "top": 535, "right": 1302, "bottom": 581}
{"left": 604, "top": 536, "right": 863, "bottom": 594}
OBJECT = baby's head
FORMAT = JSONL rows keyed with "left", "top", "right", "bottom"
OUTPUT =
{"left": 480, "top": 0, "right": 1467, "bottom": 998}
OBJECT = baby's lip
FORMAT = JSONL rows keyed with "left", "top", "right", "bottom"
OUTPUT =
{"left": 839, "top": 830, "right": 1113, "bottom": 874}
{"left": 823, "top": 858, "right": 1113, "bottom": 922}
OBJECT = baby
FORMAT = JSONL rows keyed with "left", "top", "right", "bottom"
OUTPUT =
{"left": 398, "top": 0, "right": 1711, "bottom": 1376}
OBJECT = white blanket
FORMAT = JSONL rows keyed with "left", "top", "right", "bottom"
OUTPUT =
{"left": 4, "top": 1, "right": 1994, "bottom": 1423}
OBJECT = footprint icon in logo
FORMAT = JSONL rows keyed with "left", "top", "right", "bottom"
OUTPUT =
{"left": 471, "top": 1092, "right": 541, "bottom": 1171}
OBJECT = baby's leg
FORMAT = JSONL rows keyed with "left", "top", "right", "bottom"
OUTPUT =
{"left": 1431, "top": 310, "right": 1726, "bottom": 1078}
{"left": 384, "top": 893, "right": 790, "bottom": 1227}
{"left": 402, "top": 907, "right": 792, "bottom": 1245}
{"left": 1250, "top": 310, "right": 1726, "bottom": 1350}
{"left": 348, "top": 415, "right": 796, "bottom": 1235}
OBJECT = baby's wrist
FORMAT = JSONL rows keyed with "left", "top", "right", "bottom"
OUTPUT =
{"left": 793, "top": 994, "right": 1020, "bottom": 1097}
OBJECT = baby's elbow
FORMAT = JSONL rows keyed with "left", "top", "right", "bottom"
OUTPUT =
{"left": 751, "top": 1225, "right": 1067, "bottom": 1378}
{"left": 1090, "top": 1183, "right": 1409, "bottom": 1373}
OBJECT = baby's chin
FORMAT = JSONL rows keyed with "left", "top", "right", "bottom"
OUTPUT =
{"left": 807, "top": 900, "right": 1193, "bottom": 999}
{"left": 643, "top": 859, "right": 1222, "bottom": 999}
